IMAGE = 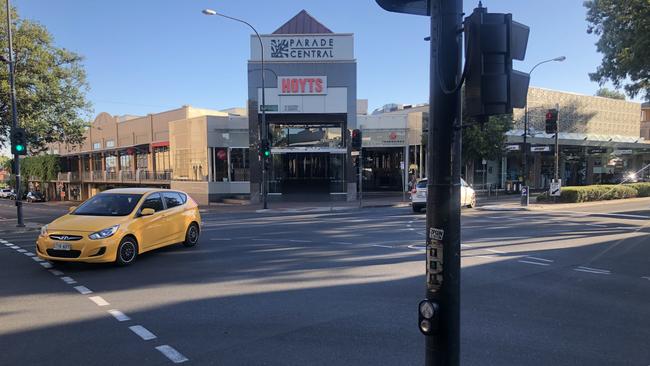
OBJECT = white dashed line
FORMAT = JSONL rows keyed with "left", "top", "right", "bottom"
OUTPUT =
{"left": 210, "top": 238, "right": 232, "bottom": 241}
{"left": 48, "top": 269, "right": 64, "bottom": 276}
{"left": 61, "top": 276, "right": 77, "bottom": 284}
{"left": 485, "top": 249, "right": 506, "bottom": 254}
{"left": 24, "top": 252, "right": 35, "bottom": 256}
{"left": 407, "top": 244, "right": 426, "bottom": 251}
{"left": 642, "top": 276, "right": 650, "bottom": 281}
{"left": 460, "top": 244, "right": 473, "bottom": 248}
{"left": 371, "top": 244, "right": 394, "bottom": 248}
{"left": 32, "top": 257, "right": 44, "bottom": 262}
{"left": 518, "top": 260, "right": 550, "bottom": 266}
{"left": 289, "top": 239, "right": 312, "bottom": 243}
{"left": 74, "top": 286, "right": 93, "bottom": 295}
{"left": 40, "top": 262, "right": 53, "bottom": 269}
{"left": 108, "top": 309, "right": 131, "bottom": 322}
{"left": 16, "top": 249, "right": 27, "bottom": 253}
{"left": 526, "top": 256, "right": 554, "bottom": 263}
{"left": 88, "top": 296, "right": 110, "bottom": 306}
{"left": 156, "top": 345, "right": 189, "bottom": 364}
{"left": 332, "top": 241, "right": 353, "bottom": 245}
{"left": 10, "top": 245, "right": 20, "bottom": 249}
{"left": 586, "top": 223, "right": 608, "bottom": 228}
{"left": 574, "top": 266, "right": 610, "bottom": 275}
{"left": 129, "top": 325, "right": 157, "bottom": 340}
{"left": 475, "top": 255, "right": 495, "bottom": 259}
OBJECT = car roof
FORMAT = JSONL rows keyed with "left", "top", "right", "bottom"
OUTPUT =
{"left": 99, "top": 188, "right": 168, "bottom": 195}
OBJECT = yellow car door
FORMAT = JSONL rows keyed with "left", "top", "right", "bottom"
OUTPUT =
{"left": 137, "top": 193, "right": 168, "bottom": 250}
{"left": 161, "top": 192, "right": 186, "bottom": 243}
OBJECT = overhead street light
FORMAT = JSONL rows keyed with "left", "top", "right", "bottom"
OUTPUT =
{"left": 521, "top": 55, "right": 566, "bottom": 206}
{"left": 202, "top": 8, "right": 270, "bottom": 209}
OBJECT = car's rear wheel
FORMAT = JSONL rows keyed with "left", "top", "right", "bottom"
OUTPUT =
{"left": 115, "top": 237, "right": 138, "bottom": 266}
{"left": 183, "top": 223, "right": 200, "bottom": 247}
{"left": 467, "top": 195, "right": 476, "bottom": 208}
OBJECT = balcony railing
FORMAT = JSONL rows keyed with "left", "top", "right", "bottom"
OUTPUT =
{"left": 59, "top": 169, "right": 172, "bottom": 184}
{"left": 139, "top": 170, "right": 171, "bottom": 183}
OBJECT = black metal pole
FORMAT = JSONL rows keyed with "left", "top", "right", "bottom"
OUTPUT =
{"left": 523, "top": 105, "right": 528, "bottom": 186}
{"left": 425, "top": 0, "right": 462, "bottom": 364}
{"left": 6, "top": 0, "right": 23, "bottom": 227}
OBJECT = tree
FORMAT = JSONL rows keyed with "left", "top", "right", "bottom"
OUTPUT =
{"left": 462, "top": 115, "right": 511, "bottom": 184}
{"left": 595, "top": 87, "right": 626, "bottom": 100}
{"left": 0, "top": 6, "right": 91, "bottom": 153}
{"left": 585, "top": 0, "right": 650, "bottom": 100}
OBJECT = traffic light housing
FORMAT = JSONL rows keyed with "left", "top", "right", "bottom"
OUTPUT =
{"left": 545, "top": 109, "right": 558, "bottom": 134}
{"left": 464, "top": 4, "right": 530, "bottom": 118}
{"left": 260, "top": 139, "right": 271, "bottom": 159}
{"left": 351, "top": 129, "right": 362, "bottom": 151}
{"left": 10, "top": 127, "right": 27, "bottom": 156}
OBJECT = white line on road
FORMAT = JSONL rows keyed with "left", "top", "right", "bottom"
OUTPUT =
{"left": 486, "top": 249, "right": 506, "bottom": 254}
{"left": 88, "top": 296, "right": 110, "bottom": 306}
{"left": 40, "top": 262, "right": 53, "bottom": 269}
{"left": 483, "top": 226, "right": 509, "bottom": 230}
{"left": 475, "top": 255, "right": 496, "bottom": 259}
{"left": 407, "top": 244, "right": 426, "bottom": 251}
{"left": 48, "top": 269, "right": 64, "bottom": 276}
{"left": 574, "top": 268, "right": 611, "bottom": 275}
{"left": 16, "top": 249, "right": 27, "bottom": 253}
{"left": 129, "top": 325, "right": 157, "bottom": 341}
{"left": 460, "top": 244, "right": 474, "bottom": 248}
{"left": 518, "top": 260, "right": 550, "bottom": 266}
{"left": 32, "top": 256, "right": 44, "bottom": 262}
{"left": 586, "top": 223, "right": 608, "bottom": 228}
{"left": 526, "top": 256, "right": 554, "bottom": 263}
{"left": 371, "top": 244, "right": 394, "bottom": 248}
{"left": 61, "top": 276, "right": 77, "bottom": 285}
{"left": 289, "top": 239, "right": 312, "bottom": 243}
{"left": 332, "top": 241, "right": 353, "bottom": 245}
{"left": 577, "top": 266, "right": 610, "bottom": 273}
{"left": 24, "top": 252, "right": 35, "bottom": 256}
{"left": 641, "top": 276, "right": 650, "bottom": 281}
{"left": 108, "top": 309, "right": 131, "bottom": 322}
{"left": 156, "top": 345, "right": 189, "bottom": 364}
{"left": 74, "top": 286, "right": 93, "bottom": 295}
{"left": 10, "top": 245, "right": 20, "bottom": 249}
{"left": 209, "top": 238, "right": 232, "bottom": 241}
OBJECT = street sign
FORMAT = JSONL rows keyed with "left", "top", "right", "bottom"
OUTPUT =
{"left": 550, "top": 180, "right": 561, "bottom": 197}
{"left": 400, "top": 161, "right": 405, "bottom": 170}
{"left": 531, "top": 146, "right": 550, "bottom": 152}
{"left": 351, "top": 151, "right": 360, "bottom": 156}
{"left": 506, "top": 144, "right": 520, "bottom": 151}
{"left": 260, "top": 105, "right": 278, "bottom": 112}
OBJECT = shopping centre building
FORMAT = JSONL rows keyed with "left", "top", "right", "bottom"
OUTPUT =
{"left": 40, "top": 11, "right": 647, "bottom": 204}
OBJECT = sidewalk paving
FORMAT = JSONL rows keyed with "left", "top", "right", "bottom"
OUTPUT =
{"left": 478, "top": 196, "right": 650, "bottom": 212}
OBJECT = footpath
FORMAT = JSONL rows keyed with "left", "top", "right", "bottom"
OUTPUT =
{"left": 479, "top": 196, "right": 650, "bottom": 212}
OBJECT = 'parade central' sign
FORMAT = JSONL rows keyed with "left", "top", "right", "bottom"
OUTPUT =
{"left": 251, "top": 34, "right": 354, "bottom": 62}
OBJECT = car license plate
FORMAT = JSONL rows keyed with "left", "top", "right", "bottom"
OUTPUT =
{"left": 54, "top": 243, "right": 71, "bottom": 251}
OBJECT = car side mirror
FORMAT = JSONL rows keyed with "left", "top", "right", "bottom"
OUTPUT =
{"left": 140, "top": 208, "right": 155, "bottom": 216}
{"left": 68, "top": 206, "right": 77, "bottom": 213}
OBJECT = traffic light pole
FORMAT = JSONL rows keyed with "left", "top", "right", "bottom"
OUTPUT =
{"left": 425, "top": 0, "right": 462, "bottom": 364}
{"left": 6, "top": 0, "right": 24, "bottom": 227}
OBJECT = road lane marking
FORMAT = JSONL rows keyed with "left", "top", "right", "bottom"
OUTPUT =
{"left": 574, "top": 268, "right": 610, "bottom": 275}
{"left": 576, "top": 266, "right": 610, "bottom": 273}
{"left": 10, "top": 245, "right": 20, "bottom": 249}
{"left": 48, "top": 269, "right": 64, "bottom": 276}
{"left": 129, "top": 325, "right": 157, "bottom": 340}
{"left": 40, "top": 262, "right": 53, "bottom": 269}
{"left": 475, "top": 255, "right": 496, "bottom": 259}
{"left": 61, "top": 276, "right": 77, "bottom": 285}
{"left": 486, "top": 249, "right": 506, "bottom": 254}
{"left": 32, "top": 257, "right": 44, "bottom": 262}
{"left": 407, "top": 244, "right": 426, "bottom": 251}
{"left": 371, "top": 244, "right": 394, "bottom": 248}
{"left": 289, "top": 239, "right": 312, "bottom": 243}
{"left": 526, "top": 256, "right": 554, "bottom": 263}
{"left": 74, "top": 286, "right": 93, "bottom": 295}
{"left": 24, "top": 252, "right": 35, "bottom": 256}
{"left": 209, "top": 238, "right": 231, "bottom": 241}
{"left": 461, "top": 244, "right": 473, "bottom": 248}
{"left": 332, "top": 241, "right": 353, "bottom": 245}
{"left": 16, "top": 249, "right": 27, "bottom": 253}
{"left": 586, "top": 223, "right": 608, "bottom": 228}
{"left": 156, "top": 345, "right": 189, "bottom": 364}
{"left": 108, "top": 309, "right": 131, "bottom": 322}
{"left": 642, "top": 276, "right": 650, "bottom": 281}
{"left": 518, "top": 260, "right": 550, "bottom": 266}
{"left": 88, "top": 296, "right": 110, "bottom": 306}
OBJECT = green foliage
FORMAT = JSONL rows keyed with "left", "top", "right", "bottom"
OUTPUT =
{"left": 4, "top": 155, "right": 60, "bottom": 182}
{"left": 595, "top": 87, "right": 626, "bottom": 100}
{"left": 585, "top": 0, "right": 650, "bottom": 100}
{"left": 462, "top": 114, "right": 512, "bottom": 165}
{"left": 537, "top": 184, "right": 649, "bottom": 203}
{"left": 0, "top": 6, "right": 91, "bottom": 152}
{"left": 0, "top": 155, "right": 9, "bottom": 170}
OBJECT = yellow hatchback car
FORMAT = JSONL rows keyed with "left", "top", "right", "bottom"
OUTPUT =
{"left": 36, "top": 188, "right": 201, "bottom": 266}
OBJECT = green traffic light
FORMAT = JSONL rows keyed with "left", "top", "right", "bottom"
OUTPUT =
{"left": 264, "top": 150, "right": 270, "bottom": 157}
{"left": 16, "top": 145, "right": 24, "bottom": 152}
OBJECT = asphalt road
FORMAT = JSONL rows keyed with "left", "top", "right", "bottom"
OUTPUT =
{"left": 0, "top": 198, "right": 649, "bottom": 365}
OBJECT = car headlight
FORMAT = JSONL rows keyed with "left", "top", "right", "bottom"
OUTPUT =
{"left": 40, "top": 225, "right": 48, "bottom": 237}
{"left": 89, "top": 225, "right": 119, "bottom": 240}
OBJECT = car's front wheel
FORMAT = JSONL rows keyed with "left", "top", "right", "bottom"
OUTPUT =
{"left": 115, "top": 237, "right": 138, "bottom": 266}
{"left": 467, "top": 195, "right": 476, "bottom": 208}
{"left": 183, "top": 223, "right": 200, "bottom": 247}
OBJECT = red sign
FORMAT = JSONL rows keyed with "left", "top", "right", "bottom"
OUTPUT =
{"left": 278, "top": 76, "right": 327, "bottom": 95}
{"left": 217, "top": 150, "right": 227, "bottom": 160}
{"left": 389, "top": 132, "right": 398, "bottom": 140}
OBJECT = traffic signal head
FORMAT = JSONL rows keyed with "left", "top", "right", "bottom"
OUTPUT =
{"left": 351, "top": 129, "right": 362, "bottom": 150}
{"left": 545, "top": 109, "right": 558, "bottom": 134}
{"left": 10, "top": 127, "right": 27, "bottom": 156}
{"left": 260, "top": 139, "right": 271, "bottom": 159}
{"left": 464, "top": 5, "right": 530, "bottom": 118}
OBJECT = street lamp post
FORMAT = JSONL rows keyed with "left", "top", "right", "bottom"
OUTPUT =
{"left": 4, "top": 0, "right": 24, "bottom": 227}
{"left": 521, "top": 56, "right": 565, "bottom": 206}
{"left": 202, "top": 9, "right": 269, "bottom": 209}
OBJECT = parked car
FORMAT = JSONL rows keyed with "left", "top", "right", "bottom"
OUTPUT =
{"left": 0, "top": 188, "right": 13, "bottom": 199}
{"left": 26, "top": 191, "right": 45, "bottom": 203}
{"left": 36, "top": 188, "right": 201, "bottom": 266}
{"left": 411, "top": 178, "right": 476, "bottom": 213}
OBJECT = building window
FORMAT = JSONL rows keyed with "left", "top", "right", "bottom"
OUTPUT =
{"left": 211, "top": 148, "right": 228, "bottom": 182}
{"left": 271, "top": 124, "right": 343, "bottom": 148}
{"left": 136, "top": 153, "right": 148, "bottom": 169}
{"left": 106, "top": 140, "right": 115, "bottom": 148}
{"left": 105, "top": 155, "right": 117, "bottom": 172}
{"left": 154, "top": 146, "right": 170, "bottom": 173}
{"left": 120, "top": 154, "right": 133, "bottom": 171}
{"left": 93, "top": 142, "right": 101, "bottom": 150}
{"left": 230, "top": 148, "right": 250, "bottom": 181}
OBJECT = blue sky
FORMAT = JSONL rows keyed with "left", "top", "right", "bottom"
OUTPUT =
{"left": 12, "top": 0, "right": 625, "bottom": 117}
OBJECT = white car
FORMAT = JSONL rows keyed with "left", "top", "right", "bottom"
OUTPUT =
{"left": 411, "top": 178, "right": 476, "bottom": 213}
{"left": 0, "top": 188, "right": 13, "bottom": 199}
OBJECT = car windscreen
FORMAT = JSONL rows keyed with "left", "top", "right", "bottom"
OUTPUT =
{"left": 416, "top": 180, "right": 427, "bottom": 188}
{"left": 73, "top": 194, "right": 143, "bottom": 216}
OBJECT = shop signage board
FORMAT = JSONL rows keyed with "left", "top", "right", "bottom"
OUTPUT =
{"left": 278, "top": 76, "right": 327, "bottom": 95}
{"left": 251, "top": 34, "right": 354, "bottom": 62}
{"left": 531, "top": 146, "right": 550, "bottom": 152}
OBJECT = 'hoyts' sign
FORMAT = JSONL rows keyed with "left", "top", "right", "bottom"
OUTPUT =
{"left": 278, "top": 76, "right": 327, "bottom": 95}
